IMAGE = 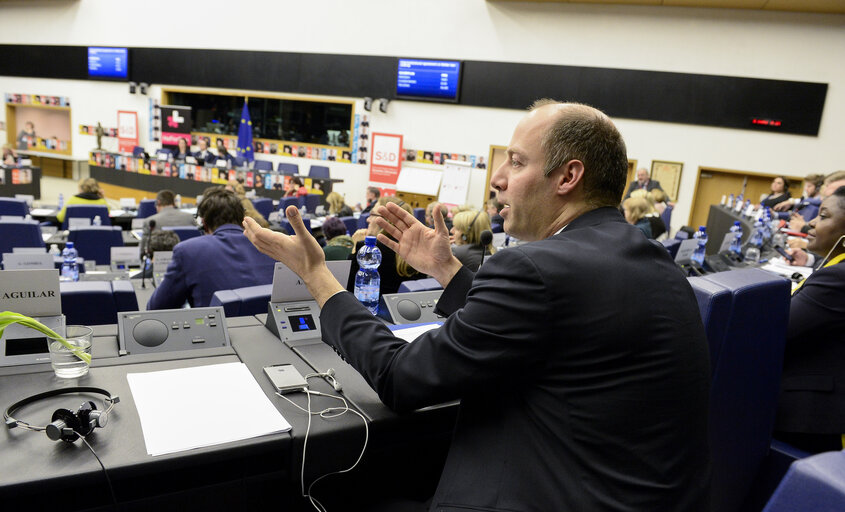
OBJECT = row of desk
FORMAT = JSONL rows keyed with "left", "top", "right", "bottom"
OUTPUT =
{"left": 0, "top": 308, "right": 456, "bottom": 511}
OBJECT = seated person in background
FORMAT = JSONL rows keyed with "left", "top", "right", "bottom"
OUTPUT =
{"left": 133, "top": 229, "right": 180, "bottom": 279}
{"left": 760, "top": 175, "right": 791, "bottom": 209}
{"left": 215, "top": 138, "right": 234, "bottom": 166}
{"left": 774, "top": 173, "right": 823, "bottom": 218}
{"left": 173, "top": 138, "right": 191, "bottom": 161}
{"left": 284, "top": 177, "right": 308, "bottom": 197}
{"left": 349, "top": 197, "right": 425, "bottom": 295}
{"left": 629, "top": 189, "right": 667, "bottom": 239}
{"left": 326, "top": 191, "right": 353, "bottom": 217}
{"left": 193, "top": 137, "right": 214, "bottom": 165}
{"left": 425, "top": 201, "right": 451, "bottom": 230}
{"left": 228, "top": 181, "right": 269, "bottom": 228}
{"left": 486, "top": 198, "right": 505, "bottom": 228}
{"left": 788, "top": 171, "right": 845, "bottom": 236}
{"left": 140, "top": 189, "right": 196, "bottom": 255}
{"left": 624, "top": 167, "right": 662, "bottom": 198}
{"left": 623, "top": 196, "right": 654, "bottom": 238}
{"left": 17, "top": 121, "right": 35, "bottom": 150}
{"left": 147, "top": 188, "right": 276, "bottom": 309}
{"left": 775, "top": 185, "right": 845, "bottom": 453}
{"left": 321, "top": 216, "right": 353, "bottom": 261}
{"left": 56, "top": 177, "right": 109, "bottom": 224}
{"left": 360, "top": 186, "right": 379, "bottom": 213}
{"left": 451, "top": 209, "right": 495, "bottom": 272}
{"left": 2, "top": 143, "right": 18, "bottom": 165}
{"left": 651, "top": 188, "right": 670, "bottom": 215}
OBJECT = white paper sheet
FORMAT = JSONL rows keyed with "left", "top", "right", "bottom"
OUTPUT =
{"left": 127, "top": 362, "right": 291, "bottom": 456}
{"left": 388, "top": 322, "right": 442, "bottom": 343}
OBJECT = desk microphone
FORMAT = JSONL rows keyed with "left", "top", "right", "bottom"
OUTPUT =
{"left": 479, "top": 230, "right": 493, "bottom": 268}
{"left": 141, "top": 220, "right": 155, "bottom": 289}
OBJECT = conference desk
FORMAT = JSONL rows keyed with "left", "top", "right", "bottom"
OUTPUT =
{"left": 0, "top": 316, "right": 456, "bottom": 511}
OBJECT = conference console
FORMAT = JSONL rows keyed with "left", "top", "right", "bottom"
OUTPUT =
{"left": 378, "top": 290, "right": 445, "bottom": 325}
{"left": 117, "top": 306, "right": 230, "bottom": 356}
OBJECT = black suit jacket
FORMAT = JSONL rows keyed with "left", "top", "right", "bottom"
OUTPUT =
{"left": 321, "top": 207, "right": 711, "bottom": 511}
{"left": 624, "top": 179, "right": 663, "bottom": 198}
{"left": 776, "top": 260, "right": 845, "bottom": 434}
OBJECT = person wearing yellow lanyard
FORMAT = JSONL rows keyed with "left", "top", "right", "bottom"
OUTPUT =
{"left": 775, "top": 185, "right": 845, "bottom": 453}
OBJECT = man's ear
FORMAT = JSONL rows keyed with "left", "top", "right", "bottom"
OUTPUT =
{"left": 552, "top": 159, "right": 585, "bottom": 196}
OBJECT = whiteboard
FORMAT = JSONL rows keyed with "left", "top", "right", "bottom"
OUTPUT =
{"left": 438, "top": 159, "right": 472, "bottom": 206}
{"left": 395, "top": 166, "right": 442, "bottom": 195}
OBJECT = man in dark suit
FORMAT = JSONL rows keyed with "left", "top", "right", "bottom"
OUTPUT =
{"left": 148, "top": 188, "right": 276, "bottom": 309}
{"left": 624, "top": 167, "right": 663, "bottom": 198}
{"left": 140, "top": 189, "right": 196, "bottom": 255}
{"left": 360, "top": 186, "right": 380, "bottom": 213}
{"left": 192, "top": 136, "right": 214, "bottom": 165}
{"left": 243, "top": 101, "right": 711, "bottom": 511}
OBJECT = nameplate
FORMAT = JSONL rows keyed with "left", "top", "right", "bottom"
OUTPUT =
{"left": 0, "top": 215, "right": 25, "bottom": 221}
{"left": 0, "top": 269, "right": 61, "bottom": 316}
{"left": 271, "top": 260, "right": 351, "bottom": 302}
{"left": 12, "top": 247, "right": 46, "bottom": 254}
{"left": 153, "top": 251, "right": 173, "bottom": 275}
{"left": 111, "top": 246, "right": 141, "bottom": 269}
{"left": 2, "top": 253, "right": 54, "bottom": 270}
{"left": 718, "top": 233, "right": 734, "bottom": 254}
{"left": 674, "top": 239, "right": 699, "bottom": 264}
{"left": 68, "top": 217, "right": 91, "bottom": 228}
{"left": 131, "top": 218, "right": 145, "bottom": 229}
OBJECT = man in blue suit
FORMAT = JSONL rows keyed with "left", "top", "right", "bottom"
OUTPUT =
{"left": 147, "top": 188, "right": 276, "bottom": 309}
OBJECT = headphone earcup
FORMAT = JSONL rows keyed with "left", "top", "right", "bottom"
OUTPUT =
{"left": 47, "top": 408, "right": 82, "bottom": 443}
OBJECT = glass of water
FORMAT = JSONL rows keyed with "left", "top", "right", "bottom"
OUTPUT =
{"left": 745, "top": 246, "right": 761, "bottom": 264}
{"left": 47, "top": 326, "right": 93, "bottom": 378}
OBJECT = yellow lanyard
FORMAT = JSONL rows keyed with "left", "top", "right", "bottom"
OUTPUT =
{"left": 793, "top": 253, "right": 845, "bottom": 294}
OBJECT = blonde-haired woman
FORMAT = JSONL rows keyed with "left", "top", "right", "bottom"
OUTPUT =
{"left": 622, "top": 196, "right": 653, "bottom": 239}
{"left": 326, "top": 191, "right": 353, "bottom": 217}
{"left": 56, "top": 177, "right": 108, "bottom": 223}
{"left": 451, "top": 209, "right": 495, "bottom": 271}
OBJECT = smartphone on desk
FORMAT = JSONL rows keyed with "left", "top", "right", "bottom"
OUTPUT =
{"left": 263, "top": 364, "right": 308, "bottom": 394}
{"left": 774, "top": 246, "right": 794, "bottom": 262}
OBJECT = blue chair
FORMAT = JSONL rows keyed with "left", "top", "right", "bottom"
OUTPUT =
{"left": 340, "top": 216, "right": 358, "bottom": 236}
{"left": 690, "top": 268, "right": 791, "bottom": 512}
{"left": 762, "top": 450, "right": 845, "bottom": 512}
{"left": 304, "top": 194, "right": 321, "bottom": 214}
{"left": 136, "top": 199, "right": 157, "bottom": 219}
{"left": 62, "top": 205, "right": 111, "bottom": 229}
{"left": 413, "top": 208, "right": 426, "bottom": 224}
{"left": 0, "top": 219, "right": 45, "bottom": 266}
{"left": 155, "top": 148, "right": 173, "bottom": 159}
{"left": 67, "top": 226, "right": 123, "bottom": 265}
{"left": 280, "top": 217, "right": 311, "bottom": 234}
{"left": 210, "top": 284, "right": 272, "bottom": 317}
{"left": 661, "top": 238, "right": 681, "bottom": 259}
{"left": 397, "top": 278, "right": 443, "bottom": 293}
{"left": 162, "top": 226, "right": 202, "bottom": 242}
{"left": 60, "top": 280, "right": 138, "bottom": 326}
{"left": 278, "top": 163, "right": 299, "bottom": 175}
{"left": 660, "top": 205, "right": 673, "bottom": 236}
{"left": 132, "top": 146, "right": 145, "bottom": 158}
{"left": 357, "top": 213, "right": 370, "bottom": 229}
{"left": 309, "top": 165, "right": 330, "bottom": 179}
{"left": 0, "top": 197, "right": 28, "bottom": 217}
{"left": 253, "top": 160, "right": 273, "bottom": 171}
{"left": 280, "top": 196, "right": 301, "bottom": 212}
{"left": 491, "top": 223, "right": 504, "bottom": 233}
{"left": 675, "top": 230, "right": 691, "bottom": 240}
{"left": 251, "top": 198, "right": 274, "bottom": 220}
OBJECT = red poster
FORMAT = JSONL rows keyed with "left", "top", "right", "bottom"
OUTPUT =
{"left": 117, "top": 111, "right": 139, "bottom": 153}
{"left": 370, "top": 133, "right": 403, "bottom": 185}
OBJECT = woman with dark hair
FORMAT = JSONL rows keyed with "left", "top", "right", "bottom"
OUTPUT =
{"left": 174, "top": 138, "right": 191, "bottom": 160}
{"left": 321, "top": 216, "right": 353, "bottom": 261}
{"left": 284, "top": 177, "right": 308, "bottom": 197}
{"left": 761, "top": 176, "right": 791, "bottom": 209}
{"left": 776, "top": 186, "right": 845, "bottom": 453}
{"left": 215, "top": 138, "right": 234, "bottom": 167}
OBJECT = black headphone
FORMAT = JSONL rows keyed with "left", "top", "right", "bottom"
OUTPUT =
{"left": 461, "top": 210, "right": 483, "bottom": 243}
{"left": 4, "top": 387, "right": 119, "bottom": 443}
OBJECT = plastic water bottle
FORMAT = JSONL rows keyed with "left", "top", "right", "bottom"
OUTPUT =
{"left": 354, "top": 236, "right": 381, "bottom": 315}
{"left": 175, "top": 194, "right": 182, "bottom": 208}
{"left": 729, "top": 221, "right": 743, "bottom": 256}
{"left": 726, "top": 194, "right": 734, "bottom": 208}
{"left": 48, "top": 244, "right": 60, "bottom": 257}
{"left": 745, "top": 220, "right": 764, "bottom": 263}
{"left": 61, "top": 242, "right": 79, "bottom": 281}
{"left": 734, "top": 194, "right": 744, "bottom": 213}
{"left": 92, "top": 215, "right": 102, "bottom": 226}
{"left": 692, "top": 226, "right": 707, "bottom": 266}
{"left": 57, "top": 193, "right": 64, "bottom": 210}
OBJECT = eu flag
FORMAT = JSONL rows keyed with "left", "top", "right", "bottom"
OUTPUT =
{"left": 237, "top": 100, "right": 254, "bottom": 163}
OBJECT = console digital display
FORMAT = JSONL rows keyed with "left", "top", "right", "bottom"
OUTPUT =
{"left": 88, "top": 47, "right": 129, "bottom": 80}
{"left": 288, "top": 314, "right": 316, "bottom": 332}
{"left": 396, "top": 58, "right": 462, "bottom": 102}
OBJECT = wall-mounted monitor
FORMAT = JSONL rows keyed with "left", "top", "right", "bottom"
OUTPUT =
{"left": 88, "top": 47, "right": 128, "bottom": 80}
{"left": 396, "top": 58, "right": 462, "bottom": 102}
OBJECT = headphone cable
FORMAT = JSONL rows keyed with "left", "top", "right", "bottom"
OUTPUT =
{"left": 80, "top": 435, "right": 118, "bottom": 507}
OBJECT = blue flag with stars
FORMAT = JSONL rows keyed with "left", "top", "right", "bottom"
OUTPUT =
{"left": 237, "top": 100, "right": 254, "bottom": 163}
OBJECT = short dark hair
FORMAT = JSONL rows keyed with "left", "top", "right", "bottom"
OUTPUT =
{"left": 776, "top": 176, "right": 790, "bottom": 192}
{"left": 149, "top": 229, "right": 180, "bottom": 252}
{"left": 367, "top": 186, "right": 380, "bottom": 199}
{"left": 530, "top": 100, "right": 628, "bottom": 208}
{"left": 832, "top": 185, "right": 845, "bottom": 211}
{"left": 322, "top": 216, "right": 347, "bottom": 240}
{"left": 156, "top": 189, "right": 176, "bottom": 206}
{"left": 805, "top": 173, "right": 825, "bottom": 190}
{"left": 197, "top": 187, "right": 244, "bottom": 232}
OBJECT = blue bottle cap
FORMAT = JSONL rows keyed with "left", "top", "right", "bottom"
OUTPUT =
{"left": 364, "top": 236, "right": 377, "bottom": 246}
{"left": 66, "top": 242, "right": 74, "bottom": 248}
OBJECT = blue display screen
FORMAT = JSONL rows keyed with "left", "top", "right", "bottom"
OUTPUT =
{"left": 396, "top": 58, "right": 461, "bottom": 102}
{"left": 88, "top": 47, "right": 128, "bottom": 79}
